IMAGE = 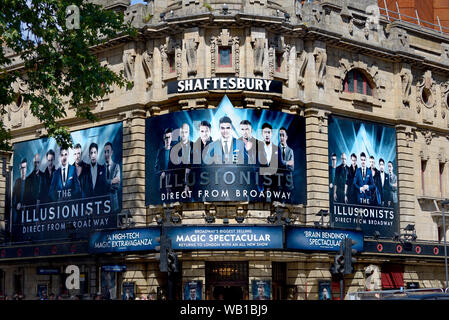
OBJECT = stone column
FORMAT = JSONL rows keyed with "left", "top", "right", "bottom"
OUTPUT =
{"left": 396, "top": 124, "right": 416, "bottom": 231}
{"left": 121, "top": 110, "right": 147, "bottom": 227}
{"left": 304, "top": 108, "right": 329, "bottom": 225}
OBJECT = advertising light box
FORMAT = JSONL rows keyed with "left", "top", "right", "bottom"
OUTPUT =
{"left": 145, "top": 95, "right": 306, "bottom": 205}
{"left": 285, "top": 227, "right": 364, "bottom": 252}
{"left": 88, "top": 228, "right": 160, "bottom": 254}
{"left": 10, "top": 122, "right": 123, "bottom": 242}
{"left": 166, "top": 225, "right": 283, "bottom": 250}
{"left": 328, "top": 116, "right": 399, "bottom": 237}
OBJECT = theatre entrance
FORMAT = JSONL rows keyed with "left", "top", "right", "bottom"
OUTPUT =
{"left": 205, "top": 262, "right": 248, "bottom": 300}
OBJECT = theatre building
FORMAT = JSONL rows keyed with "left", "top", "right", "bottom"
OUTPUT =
{"left": 1, "top": 0, "right": 449, "bottom": 300}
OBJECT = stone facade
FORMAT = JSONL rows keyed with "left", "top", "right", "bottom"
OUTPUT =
{"left": 1, "top": 0, "right": 449, "bottom": 300}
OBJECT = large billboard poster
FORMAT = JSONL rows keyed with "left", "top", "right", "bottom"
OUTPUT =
{"left": 10, "top": 122, "right": 122, "bottom": 242}
{"left": 328, "top": 115, "right": 399, "bottom": 237}
{"left": 145, "top": 95, "right": 306, "bottom": 205}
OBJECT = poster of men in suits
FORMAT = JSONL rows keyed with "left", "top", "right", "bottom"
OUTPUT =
{"left": 145, "top": 95, "right": 306, "bottom": 205}
{"left": 328, "top": 116, "right": 398, "bottom": 237}
{"left": 10, "top": 122, "right": 123, "bottom": 242}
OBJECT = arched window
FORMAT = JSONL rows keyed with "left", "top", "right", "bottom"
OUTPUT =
{"left": 343, "top": 69, "right": 373, "bottom": 96}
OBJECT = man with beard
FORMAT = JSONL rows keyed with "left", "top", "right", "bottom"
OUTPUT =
{"left": 80, "top": 143, "right": 108, "bottom": 198}
{"left": 345, "top": 153, "right": 358, "bottom": 204}
{"left": 24, "top": 153, "right": 43, "bottom": 206}
{"left": 238, "top": 120, "right": 259, "bottom": 165}
{"left": 72, "top": 143, "right": 88, "bottom": 178}
{"left": 49, "top": 148, "right": 81, "bottom": 201}
{"left": 39, "top": 149, "right": 56, "bottom": 203}
{"left": 333, "top": 153, "right": 348, "bottom": 203}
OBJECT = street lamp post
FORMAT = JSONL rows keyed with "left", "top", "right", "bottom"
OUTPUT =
{"left": 441, "top": 199, "right": 449, "bottom": 291}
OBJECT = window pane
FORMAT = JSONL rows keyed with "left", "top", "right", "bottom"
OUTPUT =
{"left": 275, "top": 53, "right": 282, "bottom": 71}
{"left": 219, "top": 47, "right": 231, "bottom": 66}
{"left": 357, "top": 71, "right": 364, "bottom": 94}
{"left": 367, "top": 84, "right": 372, "bottom": 96}
{"left": 347, "top": 71, "right": 354, "bottom": 92}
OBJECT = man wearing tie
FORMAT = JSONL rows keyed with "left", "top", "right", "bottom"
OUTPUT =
{"left": 205, "top": 116, "right": 245, "bottom": 165}
{"left": 49, "top": 148, "right": 81, "bottom": 201}
{"left": 39, "top": 149, "right": 56, "bottom": 203}
{"left": 369, "top": 155, "right": 380, "bottom": 205}
{"left": 104, "top": 142, "right": 121, "bottom": 212}
{"left": 72, "top": 143, "right": 88, "bottom": 178}
{"left": 278, "top": 127, "right": 294, "bottom": 171}
{"left": 353, "top": 152, "right": 375, "bottom": 205}
{"left": 238, "top": 120, "right": 259, "bottom": 165}
{"left": 259, "top": 123, "right": 278, "bottom": 175}
{"left": 375, "top": 158, "right": 390, "bottom": 206}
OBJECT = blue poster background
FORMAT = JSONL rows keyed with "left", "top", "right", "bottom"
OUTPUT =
{"left": 252, "top": 280, "right": 271, "bottom": 300}
{"left": 145, "top": 95, "right": 306, "bottom": 205}
{"left": 10, "top": 122, "right": 123, "bottom": 242}
{"left": 328, "top": 116, "right": 399, "bottom": 237}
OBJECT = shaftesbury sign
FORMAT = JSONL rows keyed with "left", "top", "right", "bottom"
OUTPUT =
{"left": 167, "top": 78, "right": 283, "bottom": 94}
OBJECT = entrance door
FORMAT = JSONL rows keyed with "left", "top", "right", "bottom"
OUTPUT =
{"left": 206, "top": 262, "right": 248, "bottom": 300}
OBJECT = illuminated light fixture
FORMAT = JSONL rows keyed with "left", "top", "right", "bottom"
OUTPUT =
{"left": 222, "top": 3, "right": 229, "bottom": 14}
{"left": 235, "top": 216, "right": 244, "bottom": 224}
{"left": 267, "top": 215, "right": 276, "bottom": 224}
{"left": 393, "top": 232, "right": 400, "bottom": 241}
{"left": 223, "top": 218, "right": 229, "bottom": 224}
{"left": 205, "top": 216, "right": 215, "bottom": 224}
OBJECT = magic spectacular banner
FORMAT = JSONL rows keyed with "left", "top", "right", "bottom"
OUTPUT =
{"left": 145, "top": 95, "right": 306, "bottom": 205}
{"left": 10, "top": 122, "right": 123, "bottom": 242}
{"left": 328, "top": 115, "right": 399, "bottom": 237}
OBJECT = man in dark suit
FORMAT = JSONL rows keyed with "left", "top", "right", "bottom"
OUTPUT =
{"left": 104, "top": 142, "right": 121, "bottom": 213}
{"left": 39, "top": 149, "right": 56, "bottom": 203}
{"left": 155, "top": 128, "right": 174, "bottom": 183}
{"left": 24, "top": 153, "right": 43, "bottom": 206}
{"left": 369, "top": 155, "right": 380, "bottom": 205}
{"left": 353, "top": 152, "right": 375, "bottom": 205}
{"left": 49, "top": 148, "right": 81, "bottom": 201}
{"left": 345, "top": 153, "right": 358, "bottom": 204}
{"left": 334, "top": 153, "right": 348, "bottom": 203}
{"left": 375, "top": 158, "right": 390, "bottom": 206}
{"left": 278, "top": 127, "right": 294, "bottom": 193}
{"left": 204, "top": 116, "right": 245, "bottom": 165}
{"left": 238, "top": 120, "right": 259, "bottom": 165}
{"left": 80, "top": 143, "right": 108, "bottom": 198}
{"left": 13, "top": 159, "right": 28, "bottom": 214}
{"left": 329, "top": 153, "right": 337, "bottom": 207}
{"left": 193, "top": 121, "right": 213, "bottom": 165}
{"left": 72, "top": 143, "right": 88, "bottom": 178}
{"left": 258, "top": 123, "right": 278, "bottom": 175}
{"left": 173, "top": 123, "right": 193, "bottom": 192}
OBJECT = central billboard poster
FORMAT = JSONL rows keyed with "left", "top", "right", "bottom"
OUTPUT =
{"left": 145, "top": 95, "right": 306, "bottom": 205}
{"left": 328, "top": 115, "right": 399, "bottom": 237}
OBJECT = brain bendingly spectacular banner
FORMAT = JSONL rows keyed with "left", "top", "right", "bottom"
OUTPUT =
{"left": 145, "top": 95, "right": 306, "bottom": 205}
{"left": 328, "top": 115, "right": 399, "bottom": 237}
{"left": 10, "top": 122, "right": 122, "bottom": 242}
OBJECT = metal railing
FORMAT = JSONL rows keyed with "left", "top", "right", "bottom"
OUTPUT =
{"left": 379, "top": 0, "right": 449, "bottom": 35}
{"left": 348, "top": 287, "right": 445, "bottom": 300}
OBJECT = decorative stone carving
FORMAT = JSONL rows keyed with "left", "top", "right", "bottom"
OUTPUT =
{"left": 210, "top": 29, "right": 240, "bottom": 77}
{"left": 364, "top": 265, "right": 381, "bottom": 291}
{"left": 160, "top": 37, "right": 182, "bottom": 81}
{"left": 123, "top": 51, "right": 136, "bottom": 83}
{"left": 251, "top": 37, "right": 265, "bottom": 76}
{"left": 297, "top": 50, "right": 308, "bottom": 87}
{"left": 183, "top": 0, "right": 199, "bottom": 6}
{"left": 295, "top": 0, "right": 303, "bottom": 19}
{"left": 185, "top": 38, "right": 199, "bottom": 76}
{"left": 387, "top": 26, "right": 409, "bottom": 50}
{"left": 416, "top": 70, "right": 436, "bottom": 113}
{"left": 442, "top": 81, "right": 449, "bottom": 109}
{"left": 400, "top": 66, "right": 413, "bottom": 107}
{"left": 422, "top": 130, "right": 435, "bottom": 145}
{"left": 441, "top": 43, "right": 449, "bottom": 61}
{"left": 8, "top": 79, "right": 28, "bottom": 128}
{"left": 314, "top": 48, "right": 327, "bottom": 87}
{"left": 142, "top": 50, "right": 153, "bottom": 86}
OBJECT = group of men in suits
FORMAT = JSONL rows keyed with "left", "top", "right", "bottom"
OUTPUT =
{"left": 12, "top": 142, "right": 121, "bottom": 213}
{"left": 329, "top": 152, "right": 398, "bottom": 207}
{"left": 154, "top": 116, "right": 295, "bottom": 193}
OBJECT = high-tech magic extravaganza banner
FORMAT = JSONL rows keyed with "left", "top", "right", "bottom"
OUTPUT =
{"left": 328, "top": 115, "right": 399, "bottom": 237}
{"left": 145, "top": 95, "right": 306, "bottom": 205}
{"left": 10, "top": 122, "right": 123, "bottom": 242}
